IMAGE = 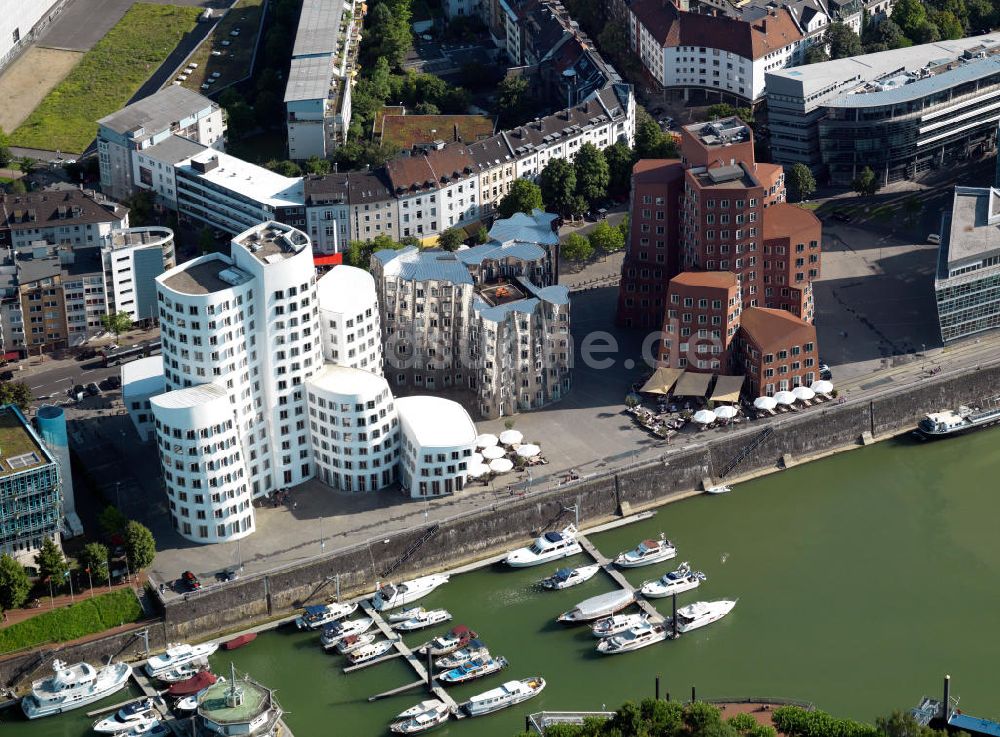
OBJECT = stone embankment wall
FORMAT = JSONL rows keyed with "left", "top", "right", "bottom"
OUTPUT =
{"left": 9, "top": 365, "right": 998, "bottom": 664}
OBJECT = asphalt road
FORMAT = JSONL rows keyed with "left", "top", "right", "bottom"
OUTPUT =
{"left": 17, "top": 358, "right": 122, "bottom": 403}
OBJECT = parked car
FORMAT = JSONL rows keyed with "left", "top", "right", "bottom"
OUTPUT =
{"left": 927, "top": 233, "right": 941, "bottom": 244}
{"left": 819, "top": 363, "right": 832, "bottom": 381}
{"left": 85, "top": 382, "right": 100, "bottom": 396}
{"left": 76, "top": 348, "right": 97, "bottom": 360}
{"left": 70, "top": 384, "right": 85, "bottom": 401}
{"left": 181, "top": 570, "right": 201, "bottom": 590}
{"left": 218, "top": 568, "right": 240, "bottom": 582}
{"left": 832, "top": 211, "right": 851, "bottom": 223}
{"left": 0, "top": 370, "right": 12, "bottom": 381}
{"left": 105, "top": 375, "right": 122, "bottom": 390}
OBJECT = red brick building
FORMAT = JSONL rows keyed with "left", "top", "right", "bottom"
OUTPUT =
{"left": 734, "top": 306, "right": 818, "bottom": 397}
{"left": 660, "top": 271, "right": 741, "bottom": 372}
{"left": 761, "top": 203, "right": 821, "bottom": 322}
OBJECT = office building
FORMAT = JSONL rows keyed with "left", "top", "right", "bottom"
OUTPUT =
{"left": 122, "top": 355, "right": 166, "bottom": 442}
{"left": 734, "top": 306, "right": 818, "bottom": 396}
{"left": 102, "top": 226, "right": 176, "bottom": 325}
{"left": 316, "top": 265, "right": 382, "bottom": 373}
{"left": 397, "top": 396, "right": 477, "bottom": 498}
{"left": 934, "top": 186, "right": 1000, "bottom": 343}
{"left": 660, "top": 271, "right": 741, "bottom": 371}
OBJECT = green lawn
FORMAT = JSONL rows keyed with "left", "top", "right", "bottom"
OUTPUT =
{"left": 0, "top": 589, "right": 143, "bottom": 654}
{"left": 11, "top": 4, "right": 202, "bottom": 153}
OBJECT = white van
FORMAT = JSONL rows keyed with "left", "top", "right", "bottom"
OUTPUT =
{"left": 927, "top": 233, "right": 941, "bottom": 244}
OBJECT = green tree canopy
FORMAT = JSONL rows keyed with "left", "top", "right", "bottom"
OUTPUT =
{"left": 304, "top": 156, "right": 331, "bottom": 175}
{"left": 473, "top": 226, "right": 490, "bottom": 245}
{"left": 266, "top": 160, "right": 302, "bottom": 177}
{"left": 344, "top": 235, "right": 405, "bottom": 271}
{"left": 35, "top": 537, "right": 67, "bottom": 584}
{"left": 805, "top": 45, "right": 830, "bottom": 64}
{"left": 100, "top": 311, "right": 133, "bottom": 338}
{"left": 436, "top": 227, "right": 465, "bottom": 251}
{"left": 852, "top": 165, "right": 880, "bottom": 197}
{"left": 573, "top": 143, "right": 610, "bottom": 207}
{"left": 7, "top": 179, "right": 26, "bottom": 195}
{"left": 588, "top": 219, "right": 624, "bottom": 254}
{"left": 540, "top": 158, "right": 578, "bottom": 216}
{"left": 0, "top": 553, "right": 30, "bottom": 610}
{"left": 78, "top": 542, "right": 110, "bottom": 584}
{"left": 0, "top": 382, "right": 32, "bottom": 412}
{"left": 605, "top": 142, "right": 636, "bottom": 198}
{"left": 124, "top": 521, "right": 156, "bottom": 571}
{"left": 498, "top": 179, "right": 544, "bottom": 219}
{"left": 497, "top": 75, "right": 533, "bottom": 127}
{"left": 787, "top": 163, "right": 817, "bottom": 202}
{"left": 827, "top": 22, "right": 863, "bottom": 58}
{"left": 98, "top": 506, "right": 129, "bottom": 539}
{"left": 0, "top": 128, "right": 11, "bottom": 168}
{"left": 635, "top": 114, "right": 679, "bottom": 159}
{"left": 561, "top": 233, "right": 594, "bottom": 262}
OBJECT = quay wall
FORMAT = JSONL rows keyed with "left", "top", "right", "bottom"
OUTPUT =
{"left": 160, "top": 363, "right": 1000, "bottom": 640}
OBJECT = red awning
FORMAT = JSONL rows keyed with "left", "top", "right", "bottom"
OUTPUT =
{"left": 314, "top": 254, "right": 343, "bottom": 267}
{"left": 3, "top": 351, "right": 20, "bottom": 361}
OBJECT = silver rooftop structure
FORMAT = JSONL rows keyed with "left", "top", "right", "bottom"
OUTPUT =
{"left": 97, "top": 86, "right": 217, "bottom": 140}
{"left": 292, "top": 0, "right": 346, "bottom": 58}
{"left": 828, "top": 57, "right": 1000, "bottom": 108}
{"left": 284, "top": 55, "right": 336, "bottom": 103}
{"left": 941, "top": 187, "right": 1000, "bottom": 275}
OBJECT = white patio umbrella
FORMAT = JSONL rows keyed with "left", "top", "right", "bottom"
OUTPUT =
{"left": 792, "top": 386, "right": 816, "bottom": 402}
{"left": 810, "top": 379, "right": 834, "bottom": 394}
{"left": 470, "top": 451, "right": 484, "bottom": 464}
{"left": 693, "top": 409, "right": 716, "bottom": 424}
{"left": 753, "top": 396, "right": 777, "bottom": 411}
{"left": 466, "top": 462, "right": 491, "bottom": 478}
{"left": 481, "top": 445, "right": 506, "bottom": 460}
{"left": 714, "top": 405, "right": 738, "bottom": 420}
{"left": 498, "top": 429, "right": 523, "bottom": 445}
{"left": 489, "top": 458, "right": 514, "bottom": 473}
{"left": 774, "top": 390, "right": 797, "bottom": 405}
{"left": 476, "top": 433, "right": 498, "bottom": 448}
{"left": 516, "top": 443, "right": 541, "bottom": 458}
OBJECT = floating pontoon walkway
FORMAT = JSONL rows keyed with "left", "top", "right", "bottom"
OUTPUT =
{"left": 576, "top": 534, "right": 664, "bottom": 623}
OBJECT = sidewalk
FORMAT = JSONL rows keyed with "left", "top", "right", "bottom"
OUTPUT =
{"left": 9, "top": 325, "right": 161, "bottom": 380}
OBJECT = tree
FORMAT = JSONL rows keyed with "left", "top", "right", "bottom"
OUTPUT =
{"left": 197, "top": 226, "right": 215, "bottom": 255}
{"left": 266, "top": 160, "right": 302, "bottom": 177}
{"left": 0, "top": 382, "right": 32, "bottom": 412}
{"left": 605, "top": 142, "right": 635, "bottom": 198}
{"left": 0, "top": 553, "right": 30, "bottom": 610}
{"left": 863, "top": 19, "right": 910, "bottom": 52}
{"left": 573, "top": 143, "right": 610, "bottom": 208}
{"left": 413, "top": 102, "right": 441, "bottom": 115}
{"left": 304, "top": 156, "right": 331, "bottom": 175}
{"left": 805, "top": 45, "right": 830, "bottom": 64}
{"left": 7, "top": 179, "right": 26, "bottom": 194}
{"left": 0, "top": 129, "right": 11, "bottom": 168}
{"left": 707, "top": 103, "right": 737, "bottom": 120}
{"left": 930, "top": 9, "right": 963, "bottom": 39}
{"left": 539, "top": 158, "right": 577, "bottom": 216}
{"left": 588, "top": 220, "right": 624, "bottom": 253}
{"left": 78, "top": 542, "right": 110, "bottom": 585}
{"left": 437, "top": 227, "right": 465, "bottom": 251}
{"left": 635, "top": 112, "right": 680, "bottom": 159}
{"left": 344, "top": 235, "right": 405, "bottom": 271}
{"left": 827, "top": 22, "right": 863, "bottom": 58}
{"left": 472, "top": 226, "right": 490, "bottom": 244}
{"left": 17, "top": 157, "right": 36, "bottom": 175}
{"left": 100, "top": 311, "right": 133, "bottom": 339}
{"left": 561, "top": 233, "right": 594, "bottom": 262}
{"left": 35, "top": 537, "right": 67, "bottom": 585}
{"left": 124, "top": 521, "right": 156, "bottom": 571}
{"left": 852, "top": 165, "right": 879, "bottom": 197}
{"left": 787, "top": 163, "right": 817, "bottom": 202}
{"left": 98, "top": 506, "right": 128, "bottom": 539}
{"left": 497, "top": 179, "right": 543, "bottom": 219}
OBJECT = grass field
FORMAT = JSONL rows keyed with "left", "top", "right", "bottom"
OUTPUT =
{"left": 11, "top": 4, "right": 202, "bottom": 153}
{"left": 0, "top": 590, "right": 143, "bottom": 654}
{"left": 176, "top": 0, "right": 264, "bottom": 92}
{"left": 0, "top": 47, "right": 83, "bottom": 134}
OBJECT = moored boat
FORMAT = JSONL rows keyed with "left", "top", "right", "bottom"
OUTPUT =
{"left": 387, "top": 606, "right": 427, "bottom": 624}
{"left": 596, "top": 621, "right": 669, "bottom": 654}
{"left": 222, "top": 632, "right": 257, "bottom": 650}
{"left": 390, "top": 700, "right": 452, "bottom": 734}
{"left": 372, "top": 575, "right": 450, "bottom": 611}
{"left": 437, "top": 656, "right": 509, "bottom": 685}
{"left": 157, "top": 663, "right": 204, "bottom": 683}
{"left": 434, "top": 639, "right": 489, "bottom": 670}
{"left": 666, "top": 599, "right": 737, "bottom": 633}
{"left": 461, "top": 677, "right": 546, "bottom": 717}
{"left": 391, "top": 608, "right": 452, "bottom": 632}
{"left": 396, "top": 699, "right": 446, "bottom": 721}
{"left": 640, "top": 562, "right": 706, "bottom": 599}
{"left": 320, "top": 617, "right": 374, "bottom": 649}
{"left": 505, "top": 525, "right": 581, "bottom": 567}
{"left": 347, "top": 640, "right": 395, "bottom": 665}
{"left": 591, "top": 613, "right": 647, "bottom": 638}
{"left": 335, "top": 633, "right": 377, "bottom": 655}
{"left": 540, "top": 564, "right": 600, "bottom": 590}
{"left": 613, "top": 533, "right": 677, "bottom": 568}
{"left": 558, "top": 589, "right": 635, "bottom": 623}
{"left": 914, "top": 404, "right": 1000, "bottom": 439}
{"left": 21, "top": 660, "right": 132, "bottom": 719}
{"left": 115, "top": 720, "right": 169, "bottom": 737}
{"left": 175, "top": 695, "right": 199, "bottom": 711}
{"left": 295, "top": 601, "right": 359, "bottom": 630}
{"left": 705, "top": 485, "right": 732, "bottom": 495}
{"left": 165, "top": 670, "right": 218, "bottom": 697}
{"left": 92, "top": 699, "right": 156, "bottom": 733}
{"left": 417, "top": 625, "right": 478, "bottom": 656}
{"left": 144, "top": 642, "right": 219, "bottom": 678}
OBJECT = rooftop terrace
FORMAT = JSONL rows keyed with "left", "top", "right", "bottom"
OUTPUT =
{"left": 477, "top": 281, "right": 527, "bottom": 307}
{"left": 235, "top": 223, "right": 309, "bottom": 264}
{"left": 0, "top": 406, "right": 51, "bottom": 479}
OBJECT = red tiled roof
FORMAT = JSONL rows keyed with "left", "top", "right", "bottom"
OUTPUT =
{"left": 739, "top": 306, "right": 815, "bottom": 349}
{"left": 762, "top": 202, "right": 822, "bottom": 241}
{"left": 632, "top": 159, "right": 683, "bottom": 183}
{"left": 670, "top": 270, "right": 738, "bottom": 289}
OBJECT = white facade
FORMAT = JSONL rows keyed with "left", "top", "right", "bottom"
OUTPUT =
{"left": 122, "top": 355, "right": 166, "bottom": 442}
{"left": 0, "top": 1, "right": 60, "bottom": 71}
{"left": 317, "top": 266, "right": 382, "bottom": 373}
{"left": 397, "top": 395, "right": 477, "bottom": 498}
{"left": 306, "top": 364, "right": 398, "bottom": 492}
{"left": 101, "top": 226, "right": 175, "bottom": 324}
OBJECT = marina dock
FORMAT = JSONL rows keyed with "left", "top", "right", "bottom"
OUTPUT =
{"left": 358, "top": 600, "right": 463, "bottom": 717}
{"left": 576, "top": 534, "right": 664, "bottom": 623}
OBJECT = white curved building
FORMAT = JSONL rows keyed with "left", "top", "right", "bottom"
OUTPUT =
{"left": 306, "top": 364, "right": 398, "bottom": 492}
{"left": 316, "top": 265, "right": 382, "bottom": 374}
{"left": 151, "top": 384, "right": 254, "bottom": 542}
{"left": 396, "top": 396, "right": 477, "bottom": 498}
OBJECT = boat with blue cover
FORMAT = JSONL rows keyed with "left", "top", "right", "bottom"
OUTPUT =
{"left": 437, "top": 656, "right": 509, "bottom": 685}
{"left": 640, "top": 562, "right": 707, "bottom": 598}
{"left": 295, "top": 601, "right": 358, "bottom": 630}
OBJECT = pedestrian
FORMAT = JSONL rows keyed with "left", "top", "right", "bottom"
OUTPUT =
{"left": 292, "top": 501, "right": 298, "bottom": 510}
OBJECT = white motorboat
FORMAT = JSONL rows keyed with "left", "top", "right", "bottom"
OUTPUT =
{"left": 591, "top": 613, "right": 647, "bottom": 639}
{"left": 540, "top": 564, "right": 600, "bottom": 590}
{"left": 347, "top": 640, "right": 395, "bottom": 665}
{"left": 705, "top": 484, "right": 731, "bottom": 495}
{"left": 613, "top": 533, "right": 677, "bottom": 567}
{"left": 295, "top": 601, "right": 359, "bottom": 630}
{"left": 667, "top": 599, "right": 737, "bottom": 633}
{"left": 461, "top": 677, "right": 546, "bottom": 717}
{"left": 640, "top": 562, "right": 707, "bottom": 599}
{"left": 558, "top": 589, "right": 634, "bottom": 623}
{"left": 372, "top": 575, "right": 450, "bottom": 611}
{"left": 434, "top": 639, "right": 489, "bottom": 669}
{"left": 144, "top": 642, "right": 219, "bottom": 679}
{"left": 335, "top": 632, "right": 377, "bottom": 655}
{"left": 115, "top": 720, "right": 169, "bottom": 737}
{"left": 21, "top": 660, "right": 132, "bottom": 719}
{"left": 396, "top": 699, "right": 446, "bottom": 721}
{"left": 915, "top": 404, "right": 1000, "bottom": 439}
{"left": 157, "top": 663, "right": 205, "bottom": 683}
{"left": 320, "top": 617, "right": 374, "bottom": 649}
{"left": 437, "top": 656, "right": 509, "bottom": 685}
{"left": 597, "top": 621, "right": 669, "bottom": 654}
{"left": 175, "top": 695, "right": 198, "bottom": 711}
{"left": 417, "top": 625, "right": 478, "bottom": 656}
{"left": 390, "top": 700, "right": 452, "bottom": 734}
{"left": 391, "top": 608, "right": 452, "bottom": 632}
{"left": 505, "top": 525, "right": 580, "bottom": 567}
{"left": 93, "top": 698, "right": 156, "bottom": 733}
{"left": 387, "top": 606, "right": 427, "bottom": 624}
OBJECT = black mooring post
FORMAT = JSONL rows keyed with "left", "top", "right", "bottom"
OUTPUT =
{"left": 692, "top": 685, "right": 696, "bottom": 703}
{"left": 672, "top": 593, "right": 678, "bottom": 638}
{"left": 666, "top": 691, "right": 671, "bottom": 702}
{"left": 525, "top": 715, "right": 532, "bottom": 733}
{"left": 427, "top": 648, "right": 433, "bottom": 686}
{"left": 656, "top": 674, "right": 661, "bottom": 701}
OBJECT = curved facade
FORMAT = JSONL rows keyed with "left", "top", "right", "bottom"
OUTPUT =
{"left": 317, "top": 265, "right": 382, "bottom": 373}
{"left": 151, "top": 384, "right": 254, "bottom": 543}
{"left": 306, "top": 364, "right": 398, "bottom": 492}
{"left": 396, "top": 396, "right": 476, "bottom": 498}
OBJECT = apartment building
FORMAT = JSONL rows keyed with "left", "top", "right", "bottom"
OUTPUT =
{"left": 734, "top": 305, "right": 818, "bottom": 396}
{"left": 98, "top": 86, "right": 225, "bottom": 201}
{"left": 102, "top": 227, "right": 176, "bottom": 325}
{"left": 660, "top": 271, "right": 741, "bottom": 371}
{"left": 0, "top": 189, "right": 129, "bottom": 251}
{"left": 934, "top": 186, "right": 1000, "bottom": 343}
{"left": 396, "top": 396, "right": 477, "bottom": 498}
{"left": 316, "top": 264, "right": 382, "bottom": 373}
{"left": 766, "top": 33, "right": 1000, "bottom": 183}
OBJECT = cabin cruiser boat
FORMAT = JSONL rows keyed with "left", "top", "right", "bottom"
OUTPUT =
{"left": 93, "top": 698, "right": 157, "bottom": 733}
{"left": 388, "top": 606, "right": 427, "bottom": 623}
{"left": 434, "top": 640, "right": 489, "bottom": 669}
{"left": 705, "top": 485, "right": 731, "bottom": 495}
{"left": 591, "top": 613, "right": 648, "bottom": 638}
{"left": 320, "top": 618, "right": 374, "bottom": 649}
{"left": 347, "top": 640, "right": 395, "bottom": 665}
{"left": 390, "top": 700, "right": 451, "bottom": 734}
{"left": 596, "top": 621, "right": 669, "bottom": 654}
{"left": 115, "top": 720, "right": 169, "bottom": 737}
{"left": 613, "top": 533, "right": 677, "bottom": 567}
{"left": 144, "top": 642, "right": 219, "bottom": 678}
{"left": 558, "top": 589, "right": 635, "bottom": 623}
{"left": 295, "top": 601, "right": 358, "bottom": 630}
{"left": 915, "top": 404, "right": 1000, "bottom": 439}
{"left": 666, "top": 599, "right": 737, "bottom": 633}
{"left": 505, "top": 525, "right": 580, "bottom": 567}
{"left": 335, "top": 633, "right": 377, "bottom": 655}
{"left": 540, "top": 564, "right": 599, "bottom": 590}
{"left": 175, "top": 695, "right": 199, "bottom": 711}
{"left": 437, "top": 656, "right": 509, "bottom": 685}
{"left": 461, "top": 677, "right": 546, "bottom": 717}
{"left": 391, "top": 609, "right": 452, "bottom": 632}
{"left": 158, "top": 663, "right": 205, "bottom": 683}
{"left": 22, "top": 660, "right": 132, "bottom": 719}
{"left": 417, "top": 625, "right": 477, "bottom": 656}
{"left": 640, "top": 562, "right": 706, "bottom": 598}
{"left": 372, "top": 575, "right": 450, "bottom": 611}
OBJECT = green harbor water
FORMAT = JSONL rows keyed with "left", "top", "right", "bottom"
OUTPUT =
{"left": 5, "top": 429, "right": 1000, "bottom": 736}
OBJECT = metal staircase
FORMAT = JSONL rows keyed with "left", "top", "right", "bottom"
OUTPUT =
{"left": 380, "top": 524, "right": 440, "bottom": 578}
{"left": 719, "top": 427, "right": 774, "bottom": 478}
